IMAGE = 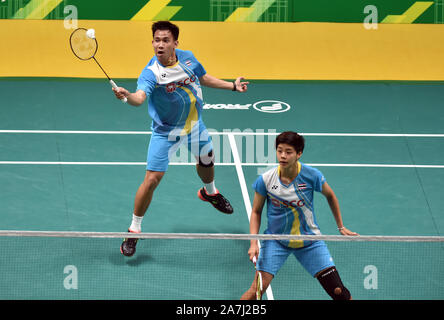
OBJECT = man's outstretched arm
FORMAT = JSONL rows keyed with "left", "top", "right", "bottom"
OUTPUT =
{"left": 199, "top": 74, "right": 249, "bottom": 92}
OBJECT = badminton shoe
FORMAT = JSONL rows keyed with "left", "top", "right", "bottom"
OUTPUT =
{"left": 198, "top": 188, "right": 233, "bottom": 214}
{"left": 120, "top": 229, "right": 140, "bottom": 257}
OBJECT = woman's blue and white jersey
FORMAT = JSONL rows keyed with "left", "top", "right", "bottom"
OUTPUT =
{"left": 137, "top": 49, "right": 206, "bottom": 135}
{"left": 253, "top": 162, "right": 326, "bottom": 248}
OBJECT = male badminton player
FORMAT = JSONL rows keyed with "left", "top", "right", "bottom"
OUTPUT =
{"left": 113, "top": 21, "right": 249, "bottom": 257}
{"left": 240, "top": 131, "right": 358, "bottom": 300}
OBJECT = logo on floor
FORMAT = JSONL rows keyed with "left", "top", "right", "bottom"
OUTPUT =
{"left": 203, "top": 100, "right": 291, "bottom": 113}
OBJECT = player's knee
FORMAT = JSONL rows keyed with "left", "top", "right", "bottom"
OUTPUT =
{"left": 332, "top": 286, "right": 350, "bottom": 300}
{"left": 143, "top": 179, "right": 159, "bottom": 192}
{"left": 317, "top": 267, "right": 351, "bottom": 300}
{"left": 198, "top": 150, "right": 214, "bottom": 168}
{"left": 143, "top": 172, "right": 164, "bottom": 190}
{"left": 334, "top": 287, "right": 342, "bottom": 296}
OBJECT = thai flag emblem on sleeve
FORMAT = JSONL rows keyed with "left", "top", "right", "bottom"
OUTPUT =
{"left": 185, "top": 60, "right": 192, "bottom": 66}
{"left": 297, "top": 183, "right": 307, "bottom": 190}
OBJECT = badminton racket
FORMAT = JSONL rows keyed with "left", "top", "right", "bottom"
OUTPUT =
{"left": 69, "top": 28, "right": 127, "bottom": 103}
{"left": 252, "top": 256, "right": 263, "bottom": 300}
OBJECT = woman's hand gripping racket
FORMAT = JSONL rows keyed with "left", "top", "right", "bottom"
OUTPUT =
{"left": 69, "top": 28, "right": 127, "bottom": 103}
{"left": 252, "top": 256, "right": 263, "bottom": 300}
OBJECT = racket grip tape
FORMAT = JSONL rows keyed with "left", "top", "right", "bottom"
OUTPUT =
{"left": 109, "top": 80, "right": 128, "bottom": 103}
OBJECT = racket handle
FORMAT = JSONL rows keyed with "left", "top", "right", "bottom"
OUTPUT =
{"left": 109, "top": 80, "right": 128, "bottom": 103}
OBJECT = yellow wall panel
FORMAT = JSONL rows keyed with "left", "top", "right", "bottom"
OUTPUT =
{"left": 1, "top": 20, "right": 443, "bottom": 80}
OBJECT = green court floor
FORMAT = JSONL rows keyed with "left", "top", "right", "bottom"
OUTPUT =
{"left": 0, "top": 78, "right": 443, "bottom": 299}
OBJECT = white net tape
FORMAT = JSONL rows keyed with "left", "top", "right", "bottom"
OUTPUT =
{"left": 0, "top": 230, "right": 443, "bottom": 242}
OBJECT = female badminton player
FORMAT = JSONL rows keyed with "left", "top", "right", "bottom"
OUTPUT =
{"left": 241, "top": 131, "right": 358, "bottom": 300}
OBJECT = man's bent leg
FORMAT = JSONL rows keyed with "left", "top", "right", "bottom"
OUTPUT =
{"left": 121, "top": 170, "right": 165, "bottom": 257}
{"left": 134, "top": 170, "right": 165, "bottom": 217}
{"left": 195, "top": 150, "right": 233, "bottom": 214}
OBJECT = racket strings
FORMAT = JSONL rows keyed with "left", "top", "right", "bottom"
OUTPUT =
{"left": 70, "top": 28, "right": 98, "bottom": 60}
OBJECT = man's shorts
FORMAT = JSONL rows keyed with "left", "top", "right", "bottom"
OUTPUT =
{"left": 147, "top": 121, "right": 213, "bottom": 172}
{"left": 256, "top": 240, "right": 335, "bottom": 277}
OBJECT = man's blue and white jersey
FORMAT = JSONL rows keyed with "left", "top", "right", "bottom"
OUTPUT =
{"left": 253, "top": 162, "right": 326, "bottom": 248}
{"left": 137, "top": 49, "right": 206, "bottom": 135}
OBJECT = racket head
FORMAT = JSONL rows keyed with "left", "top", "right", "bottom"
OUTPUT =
{"left": 256, "top": 271, "right": 263, "bottom": 300}
{"left": 69, "top": 28, "right": 98, "bottom": 61}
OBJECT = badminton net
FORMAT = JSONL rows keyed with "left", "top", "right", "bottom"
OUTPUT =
{"left": 0, "top": 231, "right": 442, "bottom": 300}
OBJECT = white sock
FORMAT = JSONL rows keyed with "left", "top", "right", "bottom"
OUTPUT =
{"left": 129, "top": 214, "right": 143, "bottom": 233}
{"left": 204, "top": 181, "right": 217, "bottom": 195}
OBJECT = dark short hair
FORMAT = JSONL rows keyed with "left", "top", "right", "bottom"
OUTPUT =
{"left": 275, "top": 131, "right": 305, "bottom": 153}
{"left": 152, "top": 21, "right": 179, "bottom": 41}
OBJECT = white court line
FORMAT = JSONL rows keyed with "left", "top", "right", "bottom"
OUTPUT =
{"left": 227, "top": 135, "right": 253, "bottom": 219}
{"left": 248, "top": 163, "right": 444, "bottom": 169}
{"left": 227, "top": 133, "right": 275, "bottom": 300}
{"left": 0, "top": 161, "right": 443, "bottom": 168}
{"left": 1, "top": 130, "right": 444, "bottom": 137}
